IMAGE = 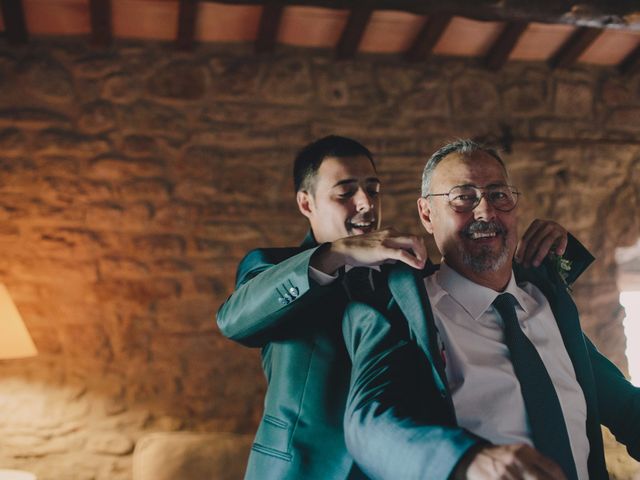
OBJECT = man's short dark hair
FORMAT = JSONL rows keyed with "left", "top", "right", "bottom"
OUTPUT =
{"left": 293, "top": 135, "right": 375, "bottom": 193}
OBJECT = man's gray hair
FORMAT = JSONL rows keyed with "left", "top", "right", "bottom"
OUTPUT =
{"left": 421, "top": 139, "right": 507, "bottom": 197}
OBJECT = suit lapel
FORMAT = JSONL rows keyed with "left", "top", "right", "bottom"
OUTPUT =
{"left": 515, "top": 265, "right": 595, "bottom": 396}
{"left": 388, "top": 263, "right": 449, "bottom": 394}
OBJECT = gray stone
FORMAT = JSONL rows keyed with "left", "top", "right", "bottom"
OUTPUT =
{"left": 260, "top": 57, "right": 313, "bottom": 104}
{"left": 20, "top": 56, "right": 74, "bottom": 102}
{"left": 147, "top": 61, "right": 207, "bottom": 100}
{"left": 79, "top": 101, "right": 116, "bottom": 134}
{"left": 208, "top": 56, "right": 261, "bottom": 98}
{"left": 452, "top": 76, "right": 499, "bottom": 117}
{"left": 101, "top": 72, "right": 142, "bottom": 103}
{"left": 554, "top": 81, "right": 594, "bottom": 118}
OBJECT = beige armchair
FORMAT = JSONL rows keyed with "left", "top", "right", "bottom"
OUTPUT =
{"left": 133, "top": 431, "right": 253, "bottom": 480}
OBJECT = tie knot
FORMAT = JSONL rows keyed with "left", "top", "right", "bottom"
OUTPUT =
{"left": 493, "top": 292, "right": 517, "bottom": 311}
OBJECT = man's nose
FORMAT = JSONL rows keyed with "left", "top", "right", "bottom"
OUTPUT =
{"left": 473, "top": 194, "right": 496, "bottom": 220}
{"left": 354, "top": 189, "right": 374, "bottom": 212}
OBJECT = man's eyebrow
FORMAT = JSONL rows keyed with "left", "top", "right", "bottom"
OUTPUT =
{"left": 332, "top": 177, "right": 381, "bottom": 188}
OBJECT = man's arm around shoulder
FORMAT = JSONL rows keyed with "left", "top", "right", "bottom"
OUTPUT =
{"left": 216, "top": 245, "right": 335, "bottom": 347}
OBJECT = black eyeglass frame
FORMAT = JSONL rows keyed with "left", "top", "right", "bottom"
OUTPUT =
{"left": 424, "top": 184, "right": 521, "bottom": 213}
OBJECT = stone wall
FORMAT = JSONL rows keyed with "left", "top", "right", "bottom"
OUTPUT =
{"left": 0, "top": 39, "right": 638, "bottom": 479}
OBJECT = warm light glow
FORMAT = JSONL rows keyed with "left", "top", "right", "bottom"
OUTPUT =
{"left": 0, "top": 284, "right": 37, "bottom": 359}
{"left": 621, "top": 291, "right": 640, "bottom": 385}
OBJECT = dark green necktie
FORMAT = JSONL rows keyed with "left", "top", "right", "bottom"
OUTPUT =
{"left": 493, "top": 293, "right": 579, "bottom": 480}
{"left": 343, "top": 267, "right": 387, "bottom": 310}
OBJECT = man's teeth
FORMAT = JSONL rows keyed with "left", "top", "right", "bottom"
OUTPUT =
{"left": 470, "top": 232, "right": 497, "bottom": 239}
{"left": 352, "top": 222, "right": 373, "bottom": 228}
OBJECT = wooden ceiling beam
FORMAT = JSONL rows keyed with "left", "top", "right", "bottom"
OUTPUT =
{"left": 177, "top": 0, "right": 199, "bottom": 50}
{"left": 405, "top": 13, "right": 452, "bottom": 62}
{"left": 89, "top": 0, "right": 112, "bottom": 47}
{"left": 0, "top": 0, "right": 28, "bottom": 44}
{"left": 255, "top": 2, "right": 283, "bottom": 54}
{"left": 548, "top": 26, "right": 602, "bottom": 69}
{"left": 211, "top": 1, "right": 639, "bottom": 32}
{"left": 484, "top": 20, "right": 528, "bottom": 71}
{"left": 336, "top": 7, "right": 373, "bottom": 60}
{"left": 619, "top": 43, "right": 640, "bottom": 75}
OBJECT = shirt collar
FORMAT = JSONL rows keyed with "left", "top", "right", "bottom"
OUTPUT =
{"left": 436, "top": 262, "right": 529, "bottom": 321}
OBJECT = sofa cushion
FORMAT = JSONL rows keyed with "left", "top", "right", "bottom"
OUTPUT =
{"left": 133, "top": 431, "right": 253, "bottom": 480}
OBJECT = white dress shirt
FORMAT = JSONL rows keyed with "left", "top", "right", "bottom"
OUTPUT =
{"left": 427, "top": 263, "right": 589, "bottom": 480}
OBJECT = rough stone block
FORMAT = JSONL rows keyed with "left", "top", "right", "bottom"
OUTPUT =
{"left": 452, "top": 76, "right": 499, "bottom": 117}
{"left": 554, "top": 81, "right": 594, "bottom": 118}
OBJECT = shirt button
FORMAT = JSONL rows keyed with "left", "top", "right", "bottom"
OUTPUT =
{"left": 289, "top": 287, "right": 299, "bottom": 298}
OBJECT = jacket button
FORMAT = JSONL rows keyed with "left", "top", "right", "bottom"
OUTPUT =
{"left": 289, "top": 287, "right": 299, "bottom": 298}
{"left": 278, "top": 297, "right": 290, "bottom": 305}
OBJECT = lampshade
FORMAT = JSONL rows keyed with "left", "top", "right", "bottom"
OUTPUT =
{"left": 0, "top": 284, "right": 37, "bottom": 359}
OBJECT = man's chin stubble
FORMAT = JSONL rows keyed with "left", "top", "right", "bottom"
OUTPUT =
{"left": 462, "top": 243, "right": 510, "bottom": 273}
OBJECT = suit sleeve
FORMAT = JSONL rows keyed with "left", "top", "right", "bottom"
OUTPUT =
{"left": 586, "top": 337, "right": 640, "bottom": 459}
{"left": 216, "top": 246, "right": 340, "bottom": 347}
{"left": 342, "top": 302, "right": 484, "bottom": 480}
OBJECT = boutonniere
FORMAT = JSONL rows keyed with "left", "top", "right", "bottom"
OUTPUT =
{"left": 549, "top": 252, "right": 573, "bottom": 290}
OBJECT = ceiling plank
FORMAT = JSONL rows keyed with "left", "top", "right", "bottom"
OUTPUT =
{"left": 336, "top": 7, "right": 372, "bottom": 59}
{"left": 210, "top": 1, "right": 640, "bottom": 32}
{"left": 484, "top": 20, "right": 528, "bottom": 71}
{"left": 548, "top": 26, "right": 602, "bottom": 69}
{"left": 404, "top": 13, "right": 452, "bottom": 62}
{"left": 177, "top": 0, "right": 199, "bottom": 50}
{"left": 255, "top": 2, "right": 283, "bottom": 54}
{"left": 0, "top": 0, "right": 28, "bottom": 44}
{"left": 619, "top": 42, "right": 640, "bottom": 75}
{"left": 89, "top": 0, "right": 112, "bottom": 47}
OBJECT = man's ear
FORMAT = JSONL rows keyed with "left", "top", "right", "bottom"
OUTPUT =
{"left": 297, "top": 190, "right": 313, "bottom": 220}
{"left": 417, "top": 197, "right": 434, "bottom": 234}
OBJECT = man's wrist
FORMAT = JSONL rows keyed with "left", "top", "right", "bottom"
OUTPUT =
{"left": 310, "top": 242, "right": 346, "bottom": 275}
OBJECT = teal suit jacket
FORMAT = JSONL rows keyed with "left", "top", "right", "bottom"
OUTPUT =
{"left": 217, "top": 234, "right": 366, "bottom": 480}
{"left": 342, "top": 239, "right": 640, "bottom": 479}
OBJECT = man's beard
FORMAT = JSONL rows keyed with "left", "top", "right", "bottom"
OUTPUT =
{"left": 460, "top": 220, "right": 510, "bottom": 273}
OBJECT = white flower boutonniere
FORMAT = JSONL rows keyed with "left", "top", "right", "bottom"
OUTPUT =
{"left": 549, "top": 252, "right": 573, "bottom": 290}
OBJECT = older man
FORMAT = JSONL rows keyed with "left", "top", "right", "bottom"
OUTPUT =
{"left": 342, "top": 139, "right": 640, "bottom": 480}
{"left": 218, "top": 136, "right": 575, "bottom": 480}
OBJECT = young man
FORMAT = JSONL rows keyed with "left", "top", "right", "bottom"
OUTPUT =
{"left": 341, "top": 139, "right": 640, "bottom": 480}
{"left": 217, "top": 136, "right": 571, "bottom": 479}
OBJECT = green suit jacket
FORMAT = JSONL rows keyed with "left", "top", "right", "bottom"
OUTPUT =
{"left": 342, "top": 237, "right": 640, "bottom": 479}
{"left": 217, "top": 234, "right": 367, "bottom": 480}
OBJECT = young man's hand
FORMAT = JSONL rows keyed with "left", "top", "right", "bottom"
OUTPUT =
{"left": 311, "top": 228, "right": 427, "bottom": 275}
{"left": 515, "top": 219, "right": 568, "bottom": 268}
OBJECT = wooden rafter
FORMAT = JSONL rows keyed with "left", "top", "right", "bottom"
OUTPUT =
{"left": 89, "top": 0, "right": 112, "bottom": 47}
{"left": 405, "top": 13, "right": 452, "bottom": 62}
{"left": 484, "top": 20, "right": 528, "bottom": 71}
{"left": 177, "top": 0, "right": 199, "bottom": 50}
{"left": 0, "top": 0, "right": 28, "bottom": 44}
{"left": 255, "top": 2, "right": 283, "bottom": 54}
{"left": 336, "top": 7, "right": 372, "bottom": 60}
{"left": 619, "top": 43, "right": 640, "bottom": 75}
{"left": 548, "top": 26, "right": 602, "bottom": 69}
{"left": 212, "top": 1, "right": 640, "bottom": 32}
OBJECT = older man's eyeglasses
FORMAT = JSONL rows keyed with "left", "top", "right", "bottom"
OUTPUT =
{"left": 425, "top": 184, "right": 520, "bottom": 213}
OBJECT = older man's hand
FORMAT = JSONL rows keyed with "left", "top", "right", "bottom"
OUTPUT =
{"left": 453, "top": 444, "right": 567, "bottom": 480}
{"left": 515, "top": 219, "right": 568, "bottom": 268}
